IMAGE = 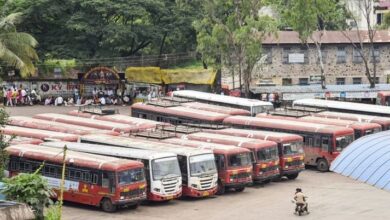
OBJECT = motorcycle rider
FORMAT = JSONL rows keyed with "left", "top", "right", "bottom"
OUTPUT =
{"left": 294, "top": 188, "right": 309, "bottom": 214}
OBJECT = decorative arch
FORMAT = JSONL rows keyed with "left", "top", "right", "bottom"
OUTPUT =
{"left": 82, "top": 67, "right": 119, "bottom": 85}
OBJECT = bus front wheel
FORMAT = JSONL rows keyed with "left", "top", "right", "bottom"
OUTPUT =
{"left": 235, "top": 187, "right": 245, "bottom": 192}
{"left": 216, "top": 181, "right": 225, "bottom": 195}
{"left": 101, "top": 198, "right": 117, "bottom": 212}
{"left": 317, "top": 159, "right": 329, "bottom": 172}
{"left": 286, "top": 173, "right": 299, "bottom": 180}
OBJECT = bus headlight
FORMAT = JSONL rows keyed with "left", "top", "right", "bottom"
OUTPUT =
{"left": 285, "top": 165, "right": 289, "bottom": 169}
{"left": 191, "top": 184, "right": 198, "bottom": 189}
{"left": 153, "top": 188, "right": 160, "bottom": 192}
{"left": 120, "top": 196, "right": 125, "bottom": 200}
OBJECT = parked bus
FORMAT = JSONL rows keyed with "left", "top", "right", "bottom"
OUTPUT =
{"left": 204, "top": 129, "right": 305, "bottom": 180}
{"left": 80, "top": 134, "right": 218, "bottom": 198}
{"left": 131, "top": 103, "right": 228, "bottom": 128}
{"left": 181, "top": 102, "right": 251, "bottom": 116}
{"left": 314, "top": 111, "right": 390, "bottom": 130}
{"left": 1, "top": 125, "right": 79, "bottom": 142}
{"left": 4, "top": 135, "right": 43, "bottom": 145}
{"left": 7, "top": 144, "right": 146, "bottom": 212}
{"left": 8, "top": 116, "right": 119, "bottom": 136}
{"left": 173, "top": 90, "right": 274, "bottom": 116}
{"left": 376, "top": 91, "right": 390, "bottom": 106}
{"left": 179, "top": 132, "right": 281, "bottom": 182}
{"left": 33, "top": 113, "right": 140, "bottom": 133}
{"left": 257, "top": 115, "right": 382, "bottom": 139}
{"left": 163, "top": 138, "right": 253, "bottom": 193}
{"left": 41, "top": 142, "right": 182, "bottom": 202}
{"left": 68, "top": 110, "right": 169, "bottom": 130}
{"left": 223, "top": 116, "right": 355, "bottom": 171}
{"left": 293, "top": 98, "right": 390, "bottom": 117}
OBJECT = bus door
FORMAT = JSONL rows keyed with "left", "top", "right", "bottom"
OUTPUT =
{"left": 214, "top": 154, "right": 226, "bottom": 181}
{"left": 320, "top": 136, "right": 331, "bottom": 159}
{"left": 302, "top": 135, "right": 315, "bottom": 165}
{"left": 177, "top": 155, "right": 188, "bottom": 187}
{"left": 102, "top": 171, "right": 116, "bottom": 194}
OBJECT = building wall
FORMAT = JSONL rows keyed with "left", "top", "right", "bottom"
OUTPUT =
{"left": 252, "top": 43, "right": 390, "bottom": 86}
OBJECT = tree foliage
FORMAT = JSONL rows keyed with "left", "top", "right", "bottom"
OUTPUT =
{"left": 1, "top": 164, "right": 55, "bottom": 219}
{"left": 3, "top": 0, "right": 199, "bottom": 61}
{"left": 0, "top": 12, "right": 39, "bottom": 76}
{"left": 194, "top": 0, "right": 277, "bottom": 97}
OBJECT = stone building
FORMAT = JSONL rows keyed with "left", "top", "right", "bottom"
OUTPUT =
{"left": 254, "top": 30, "right": 390, "bottom": 87}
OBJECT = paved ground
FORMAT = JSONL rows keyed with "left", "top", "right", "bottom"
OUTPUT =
{"left": 5, "top": 105, "right": 390, "bottom": 220}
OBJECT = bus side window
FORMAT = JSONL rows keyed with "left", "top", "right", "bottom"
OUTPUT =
{"left": 215, "top": 155, "right": 225, "bottom": 170}
{"left": 308, "top": 137, "right": 313, "bottom": 147}
{"left": 92, "top": 174, "right": 98, "bottom": 184}
{"left": 355, "top": 130, "right": 362, "bottom": 139}
{"left": 102, "top": 173, "right": 110, "bottom": 188}
{"left": 321, "top": 137, "right": 330, "bottom": 151}
{"left": 315, "top": 137, "right": 321, "bottom": 147}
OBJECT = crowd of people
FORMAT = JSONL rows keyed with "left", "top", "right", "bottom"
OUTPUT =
{"left": 1, "top": 85, "right": 164, "bottom": 107}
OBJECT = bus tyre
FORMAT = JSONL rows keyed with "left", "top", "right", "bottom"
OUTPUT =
{"left": 216, "top": 181, "right": 225, "bottom": 195}
{"left": 263, "top": 179, "right": 271, "bottom": 184}
{"left": 286, "top": 173, "right": 299, "bottom": 180}
{"left": 101, "top": 198, "right": 117, "bottom": 212}
{"left": 235, "top": 187, "right": 245, "bottom": 192}
{"left": 317, "top": 159, "right": 329, "bottom": 172}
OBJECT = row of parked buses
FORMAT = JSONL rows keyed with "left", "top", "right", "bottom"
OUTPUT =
{"left": 4, "top": 91, "right": 390, "bottom": 213}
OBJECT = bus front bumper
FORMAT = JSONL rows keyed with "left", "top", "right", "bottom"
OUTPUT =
{"left": 148, "top": 191, "right": 182, "bottom": 201}
{"left": 182, "top": 186, "right": 218, "bottom": 198}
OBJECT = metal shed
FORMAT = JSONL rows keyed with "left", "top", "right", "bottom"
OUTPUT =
{"left": 330, "top": 131, "right": 390, "bottom": 191}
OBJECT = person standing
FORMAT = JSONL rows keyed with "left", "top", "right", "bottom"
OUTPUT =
{"left": 6, "top": 89, "right": 13, "bottom": 107}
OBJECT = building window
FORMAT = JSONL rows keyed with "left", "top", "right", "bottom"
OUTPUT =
{"left": 336, "top": 47, "right": 346, "bottom": 63}
{"left": 282, "top": 47, "right": 290, "bottom": 64}
{"left": 299, "top": 78, "right": 309, "bottom": 85}
{"left": 263, "top": 48, "right": 272, "bottom": 64}
{"left": 316, "top": 50, "right": 327, "bottom": 64}
{"left": 336, "top": 77, "right": 345, "bottom": 85}
{"left": 283, "top": 47, "right": 308, "bottom": 64}
{"left": 282, "top": 78, "right": 292, "bottom": 86}
{"left": 353, "top": 77, "right": 362, "bottom": 85}
{"left": 370, "top": 46, "right": 380, "bottom": 63}
{"left": 353, "top": 48, "right": 363, "bottom": 63}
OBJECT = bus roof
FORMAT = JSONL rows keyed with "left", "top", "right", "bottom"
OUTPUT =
{"left": 1, "top": 125, "right": 79, "bottom": 142}
{"left": 41, "top": 141, "right": 177, "bottom": 161}
{"left": 204, "top": 128, "right": 303, "bottom": 143}
{"left": 68, "top": 110, "right": 167, "bottom": 129}
{"left": 181, "top": 102, "right": 251, "bottom": 116}
{"left": 173, "top": 90, "right": 273, "bottom": 108}
{"left": 293, "top": 98, "right": 390, "bottom": 115}
{"left": 33, "top": 113, "right": 139, "bottom": 133}
{"left": 4, "top": 135, "right": 44, "bottom": 145}
{"left": 224, "top": 116, "right": 354, "bottom": 135}
{"left": 131, "top": 103, "right": 228, "bottom": 122}
{"left": 162, "top": 138, "right": 252, "bottom": 154}
{"left": 8, "top": 116, "right": 119, "bottom": 136}
{"left": 314, "top": 111, "right": 390, "bottom": 126}
{"left": 183, "top": 132, "right": 277, "bottom": 150}
{"left": 80, "top": 134, "right": 213, "bottom": 157}
{"left": 300, "top": 116, "right": 382, "bottom": 130}
{"left": 6, "top": 144, "right": 143, "bottom": 171}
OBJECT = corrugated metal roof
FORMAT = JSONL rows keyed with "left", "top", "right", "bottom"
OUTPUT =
{"left": 330, "top": 131, "right": 390, "bottom": 191}
{"left": 251, "top": 84, "right": 390, "bottom": 94}
{"left": 263, "top": 31, "right": 390, "bottom": 45}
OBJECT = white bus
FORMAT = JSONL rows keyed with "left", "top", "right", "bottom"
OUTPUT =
{"left": 80, "top": 134, "right": 219, "bottom": 198}
{"left": 293, "top": 98, "right": 390, "bottom": 117}
{"left": 173, "top": 90, "right": 274, "bottom": 116}
{"left": 41, "top": 141, "right": 182, "bottom": 202}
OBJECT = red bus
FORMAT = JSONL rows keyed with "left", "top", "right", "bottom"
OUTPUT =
{"left": 1, "top": 125, "right": 79, "bottom": 142}
{"left": 8, "top": 116, "right": 119, "bottom": 136}
{"left": 376, "top": 91, "right": 390, "bottom": 106}
{"left": 257, "top": 115, "right": 382, "bottom": 139}
{"left": 33, "top": 113, "right": 140, "bottom": 134}
{"left": 181, "top": 102, "right": 251, "bottom": 116}
{"left": 223, "top": 116, "right": 355, "bottom": 171}
{"left": 180, "top": 132, "right": 280, "bottom": 183}
{"left": 68, "top": 110, "right": 169, "bottom": 131}
{"left": 314, "top": 111, "right": 390, "bottom": 131}
{"left": 7, "top": 144, "right": 147, "bottom": 212}
{"left": 163, "top": 138, "right": 253, "bottom": 194}
{"left": 131, "top": 103, "right": 228, "bottom": 128}
{"left": 205, "top": 128, "right": 305, "bottom": 180}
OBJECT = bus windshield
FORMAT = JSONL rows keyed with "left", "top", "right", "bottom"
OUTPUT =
{"left": 118, "top": 168, "right": 145, "bottom": 186}
{"left": 283, "top": 142, "right": 304, "bottom": 156}
{"left": 189, "top": 154, "right": 217, "bottom": 176}
{"left": 336, "top": 135, "right": 354, "bottom": 152}
{"left": 257, "top": 147, "right": 279, "bottom": 161}
{"left": 152, "top": 157, "right": 181, "bottom": 180}
{"left": 228, "top": 152, "right": 252, "bottom": 167}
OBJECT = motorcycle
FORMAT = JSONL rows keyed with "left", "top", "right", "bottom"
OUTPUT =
{"left": 291, "top": 199, "right": 309, "bottom": 216}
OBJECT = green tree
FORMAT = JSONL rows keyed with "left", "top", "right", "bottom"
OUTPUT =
{"left": 194, "top": 0, "right": 277, "bottom": 97}
{"left": 0, "top": 12, "right": 39, "bottom": 77}
{"left": 279, "top": 0, "right": 347, "bottom": 89}
{"left": 2, "top": 164, "right": 55, "bottom": 219}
